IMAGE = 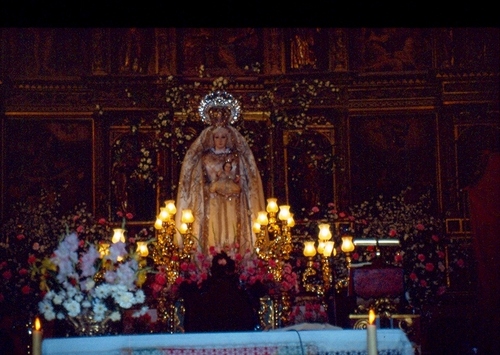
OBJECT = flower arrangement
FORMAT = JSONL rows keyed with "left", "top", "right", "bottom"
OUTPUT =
{"left": 148, "top": 244, "right": 299, "bottom": 302}
{"left": 304, "top": 187, "right": 459, "bottom": 312}
{"left": 349, "top": 187, "right": 450, "bottom": 311}
{"left": 34, "top": 231, "right": 149, "bottom": 329}
{"left": 0, "top": 189, "right": 112, "bottom": 315}
{"left": 289, "top": 301, "right": 329, "bottom": 324}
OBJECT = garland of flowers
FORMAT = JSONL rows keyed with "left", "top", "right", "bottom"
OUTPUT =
{"left": 113, "top": 75, "right": 342, "bottom": 195}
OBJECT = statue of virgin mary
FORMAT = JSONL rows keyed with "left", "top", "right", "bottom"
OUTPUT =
{"left": 175, "top": 91, "right": 265, "bottom": 254}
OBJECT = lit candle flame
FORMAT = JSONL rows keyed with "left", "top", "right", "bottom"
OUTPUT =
{"left": 368, "top": 309, "right": 375, "bottom": 325}
{"left": 35, "top": 317, "right": 41, "bottom": 331}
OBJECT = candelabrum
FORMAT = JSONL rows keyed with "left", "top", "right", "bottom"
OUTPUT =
{"left": 152, "top": 199, "right": 195, "bottom": 332}
{"left": 253, "top": 198, "right": 295, "bottom": 282}
{"left": 302, "top": 223, "right": 356, "bottom": 297}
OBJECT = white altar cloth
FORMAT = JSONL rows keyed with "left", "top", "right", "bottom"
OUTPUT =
{"left": 42, "top": 328, "right": 413, "bottom": 355}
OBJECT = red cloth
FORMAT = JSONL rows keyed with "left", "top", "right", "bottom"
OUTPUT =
{"left": 466, "top": 152, "right": 500, "bottom": 353}
{"left": 350, "top": 266, "right": 404, "bottom": 299}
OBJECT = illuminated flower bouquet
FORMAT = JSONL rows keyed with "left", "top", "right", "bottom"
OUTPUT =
{"left": 34, "top": 232, "right": 149, "bottom": 336}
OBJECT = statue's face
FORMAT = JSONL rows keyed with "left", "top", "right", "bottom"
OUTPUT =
{"left": 213, "top": 130, "right": 228, "bottom": 149}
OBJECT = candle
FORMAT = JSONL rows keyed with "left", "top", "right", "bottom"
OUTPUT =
{"left": 32, "top": 316, "right": 42, "bottom": 355}
{"left": 367, "top": 309, "right": 377, "bottom": 355}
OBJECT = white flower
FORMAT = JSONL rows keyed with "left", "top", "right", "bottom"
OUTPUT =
{"left": 134, "top": 289, "right": 146, "bottom": 303}
{"left": 115, "top": 290, "right": 135, "bottom": 309}
{"left": 93, "top": 301, "right": 107, "bottom": 316}
{"left": 64, "top": 299, "right": 81, "bottom": 317}
{"left": 109, "top": 311, "right": 121, "bottom": 321}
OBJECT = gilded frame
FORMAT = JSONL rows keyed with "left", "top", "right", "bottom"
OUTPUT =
{"left": 1, "top": 113, "right": 96, "bottom": 221}
{"left": 348, "top": 114, "right": 439, "bottom": 206}
{"left": 283, "top": 125, "right": 336, "bottom": 220}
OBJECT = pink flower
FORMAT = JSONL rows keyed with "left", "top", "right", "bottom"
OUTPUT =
{"left": 32, "top": 242, "right": 40, "bottom": 251}
{"left": 151, "top": 283, "right": 163, "bottom": 295}
{"left": 311, "top": 206, "right": 319, "bottom": 213}
{"left": 339, "top": 212, "right": 346, "bottom": 218}
{"left": 98, "top": 218, "right": 107, "bottom": 225}
{"left": 16, "top": 234, "right": 25, "bottom": 240}
{"left": 431, "top": 234, "right": 439, "bottom": 242}
{"left": 327, "top": 202, "right": 335, "bottom": 208}
{"left": 76, "top": 225, "right": 84, "bottom": 233}
{"left": 416, "top": 223, "right": 425, "bottom": 231}
{"left": 437, "top": 251, "right": 445, "bottom": 258}
{"left": 437, "top": 286, "right": 446, "bottom": 296}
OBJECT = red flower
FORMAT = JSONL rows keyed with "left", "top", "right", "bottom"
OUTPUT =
{"left": 117, "top": 211, "right": 124, "bottom": 217}
{"left": 437, "top": 251, "right": 445, "bottom": 259}
{"left": 416, "top": 223, "right": 425, "bottom": 231}
{"left": 409, "top": 272, "right": 418, "bottom": 281}
{"left": 27, "top": 254, "right": 37, "bottom": 264}
{"left": 338, "top": 212, "right": 346, "bottom": 218}
{"left": 419, "top": 279, "right": 427, "bottom": 287}
{"left": 154, "top": 273, "right": 167, "bottom": 286}
{"left": 389, "top": 229, "right": 397, "bottom": 237}
{"left": 352, "top": 252, "right": 359, "bottom": 261}
{"left": 431, "top": 234, "right": 439, "bottom": 242}
{"left": 98, "top": 218, "right": 107, "bottom": 225}
{"left": 126, "top": 213, "right": 134, "bottom": 220}
{"left": 2, "top": 270, "right": 12, "bottom": 280}
{"left": 76, "top": 225, "right": 84, "bottom": 233}
{"left": 16, "top": 234, "right": 26, "bottom": 240}
{"left": 425, "top": 263, "right": 435, "bottom": 272}
{"left": 18, "top": 268, "right": 29, "bottom": 276}
{"left": 311, "top": 206, "right": 320, "bottom": 213}
{"left": 21, "top": 285, "right": 32, "bottom": 295}
{"left": 456, "top": 259, "right": 465, "bottom": 268}
{"left": 417, "top": 254, "right": 426, "bottom": 262}
{"left": 394, "top": 254, "right": 403, "bottom": 263}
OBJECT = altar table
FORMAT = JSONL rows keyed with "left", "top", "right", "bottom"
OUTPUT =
{"left": 42, "top": 328, "right": 413, "bottom": 355}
